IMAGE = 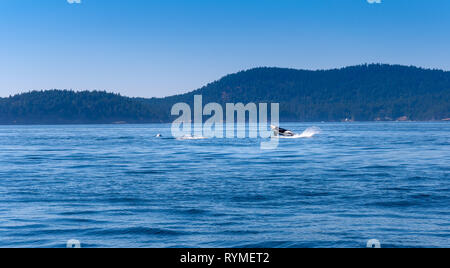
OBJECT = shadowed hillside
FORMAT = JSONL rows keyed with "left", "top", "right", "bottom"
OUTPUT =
{"left": 1, "top": 64, "right": 449, "bottom": 124}
{"left": 0, "top": 90, "right": 166, "bottom": 124}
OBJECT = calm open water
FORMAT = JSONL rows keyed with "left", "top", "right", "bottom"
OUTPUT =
{"left": 0, "top": 122, "right": 448, "bottom": 248}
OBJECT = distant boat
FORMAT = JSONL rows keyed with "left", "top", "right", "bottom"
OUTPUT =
{"left": 396, "top": 116, "right": 409, "bottom": 121}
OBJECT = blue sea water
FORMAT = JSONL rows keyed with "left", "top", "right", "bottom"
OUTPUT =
{"left": 0, "top": 122, "right": 448, "bottom": 248}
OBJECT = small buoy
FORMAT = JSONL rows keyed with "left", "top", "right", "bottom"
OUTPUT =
{"left": 367, "top": 239, "right": 381, "bottom": 248}
{"left": 67, "top": 239, "right": 81, "bottom": 248}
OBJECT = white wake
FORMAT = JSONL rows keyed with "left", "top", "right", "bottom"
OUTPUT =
{"left": 176, "top": 135, "right": 209, "bottom": 140}
{"left": 278, "top": 127, "right": 321, "bottom": 139}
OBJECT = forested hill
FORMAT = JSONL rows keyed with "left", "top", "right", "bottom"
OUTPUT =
{"left": 1, "top": 64, "right": 449, "bottom": 124}
{"left": 0, "top": 90, "right": 167, "bottom": 124}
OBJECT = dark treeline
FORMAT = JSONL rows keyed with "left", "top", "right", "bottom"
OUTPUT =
{"left": 0, "top": 90, "right": 166, "bottom": 124}
{"left": 0, "top": 64, "right": 449, "bottom": 124}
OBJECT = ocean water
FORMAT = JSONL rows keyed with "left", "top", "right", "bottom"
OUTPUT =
{"left": 0, "top": 122, "right": 448, "bottom": 248}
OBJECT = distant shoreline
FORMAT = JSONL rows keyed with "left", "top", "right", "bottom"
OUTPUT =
{"left": 0, "top": 120, "right": 448, "bottom": 126}
{"left": 1, "top": 65, "right": 449, "bottom": 123}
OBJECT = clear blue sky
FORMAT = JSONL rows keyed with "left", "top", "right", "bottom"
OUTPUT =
{"left": 1, "top": 0, "right": 449, "bottom": 98}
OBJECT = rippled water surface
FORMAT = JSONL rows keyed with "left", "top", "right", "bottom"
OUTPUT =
{"left": 0, "top": 123, "right": 449, "bottom": 248}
